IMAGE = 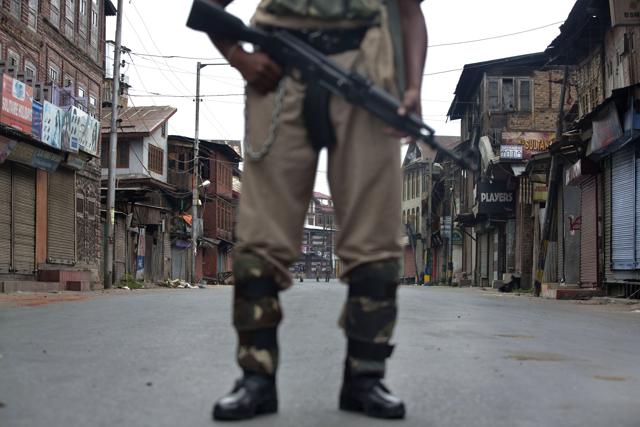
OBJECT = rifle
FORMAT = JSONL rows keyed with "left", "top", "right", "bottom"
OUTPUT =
{"left": 186, "top": 0, "right": 477, "bottom": 171}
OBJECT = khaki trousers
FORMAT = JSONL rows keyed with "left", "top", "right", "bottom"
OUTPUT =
{"left": 236, "top": 25, "right": 402, "bottom": 288}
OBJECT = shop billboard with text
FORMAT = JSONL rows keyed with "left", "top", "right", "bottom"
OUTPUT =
{"left": 0, "top": 74, "right": 33, "bottom": 134}
{"left": 477, "top": 181, "right": 515, "bottom": 214}
{"left": 501, "top": 131, "right": 555, "bottom": 159}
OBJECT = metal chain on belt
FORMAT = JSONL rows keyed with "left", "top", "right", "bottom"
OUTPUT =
{"left": 243, "top": 80, "right": 286, "bottom": 162}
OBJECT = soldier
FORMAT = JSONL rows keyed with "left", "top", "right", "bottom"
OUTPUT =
{"left": 207, "top": 0, "right": 427, "bottom": 420}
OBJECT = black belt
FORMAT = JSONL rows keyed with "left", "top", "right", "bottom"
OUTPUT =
{"left": 261, "top": 25, "right": 370, "bottom": 55}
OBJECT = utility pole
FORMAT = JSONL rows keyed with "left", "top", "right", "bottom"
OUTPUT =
{"left": 191, "top": 62, "right": 203, "bottom": 285}
{"left": 104, "top": 0, "right": 124, "bottom": 289}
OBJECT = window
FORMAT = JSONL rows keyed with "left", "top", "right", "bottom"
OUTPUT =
{"left": 148, "top": 145, "right": 164, "bottom": 174}
{"left": 487, "top": 77, "right": 533, "bottom": 113}
{"left": 28, "top": 0, "right": 38, "bottom": 29}
{"left": 161, "top": 122, "right": 167, "bottom": 137}
{"left": 416, "top": 207, "right": 420, "bottom": 232}
{"left": 488, "top": 80, "right": 499, "bottom": 111}
{"left": 25, "top": 61, "right": 37, "bottom": 79}
{"left": 10, "top": 0, "right": 21, "bottom": 19}
{"left": 80, "top": 0, "right": 86, "bottom": 15}
{"left": 100, "top": 140, "right": 129, "bottom": 168}
{"left": 89, "top": 95, "right": 96, "bottom": 107}
{"left": 8, "top": 49, "right": 20, "bottom": 68}
{"left": 49, "top": 64, "right": 60, "bottom": 84}
{"left": 65, "top": 0, "right": 75, "bottom": 39}
{"left": 77, "top": 86, "right": 85, "bottom": 99}
{"left": 51, "top": 0, "right": 60, "bottom": 26}
{"left": 518, "top": 80, "right": 532, "bottom": 112}
{"left": 64, "top": 73, "right": 73, "bottom": 88}
{"left": 502, "top": 78, "right": 514, "bottom": 111}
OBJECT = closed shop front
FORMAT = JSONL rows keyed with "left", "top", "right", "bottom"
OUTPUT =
{"left": 47, "top": 168, "right": 76, "bottom": 264}
{"left": 478, "top": 232, "right": 488, "bottom": 286}
{"left": 611, "top": 146, "right": 637, "bottom": 270}
{"left": 0, "top": 162, "right": 36, "bottom": 275}
{"left": 580, "top": 176, "right": 598, "bottom": 286}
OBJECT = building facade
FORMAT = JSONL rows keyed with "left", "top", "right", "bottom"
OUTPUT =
{"left": 1, "top": 0, "right": 115, "bottom": 292}
{"left": 447, "top": 53, "right": 573, "bottom": 289}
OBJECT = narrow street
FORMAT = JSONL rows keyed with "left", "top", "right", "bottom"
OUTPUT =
{"left": 1, "top": 284, "right": 638, "bottom": 427}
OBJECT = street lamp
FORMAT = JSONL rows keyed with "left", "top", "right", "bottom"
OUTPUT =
{"left": 191, "top": 61, "right": 226, "bottom": 284}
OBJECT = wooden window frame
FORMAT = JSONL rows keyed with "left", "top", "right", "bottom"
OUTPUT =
{"left": 148, "top": 144, "right": 164, "bottom": 175}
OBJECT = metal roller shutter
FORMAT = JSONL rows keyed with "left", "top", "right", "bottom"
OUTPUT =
{"left": 12, "top": 165, "right": 36, "bottom": 274}
{"left": 611, "top": 147, "right": 635, "bottom": 270}
{"left": 479, "top": 233, "right": 488, "bottom": 279}
{"left": 47, "top": 169, "right": 76, "bottom": 264}
{"left": 580, "top": 176, "right": 598, "bottom": 286}
{"left": 0, "top": 164, "right": 11, "bottom": 273}
{"left": 636, "top": 153, "right": 640, "bottom": 268}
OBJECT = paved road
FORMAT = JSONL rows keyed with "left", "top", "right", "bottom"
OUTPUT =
{"left": 1, "top": 283, "right": 639, "bottom": 427}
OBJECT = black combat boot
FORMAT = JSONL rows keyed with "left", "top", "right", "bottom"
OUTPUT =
{"left": 213, "top": 373, "right": 278, "bottom": 420}
{"left": 340, "top": 364, "right": 405, "bottom": 419}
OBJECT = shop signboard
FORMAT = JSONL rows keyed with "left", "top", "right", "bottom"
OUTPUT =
{"left": 0, "top": 136, "right": 17, "bottom": 164}
{"left": 609, "top": 0, "right": 640, "bottom": 26}
{"left": 32, "top": 101, "right": 43, "bottom": 141}
{"left": 477, "top": 181, "right": 515, "bottom": 214}
{"left": 501, "top": 131, "right": 555, "bottom": 159}
{"left": 7, "top": 140, "right": 62, "bottom": 172}
{"left": 451, "top": 228, "right": 463, "bottom": 245}
{"left": 589, "top": 102, "right": 623, "bottom": 155}
{"left": 42, "top": 101, "right": 64, "bottom": 150}
{"left": 532, "top": 183, "right": 548, "bottom": 202}
{"left": 0, "top": 74, "right": 33, "bottom": 133}
{"left": 500, "top": 144, "right": 523, "bottom": 160}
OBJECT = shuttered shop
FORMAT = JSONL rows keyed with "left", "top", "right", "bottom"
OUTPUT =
{"left": 580, "top": 176, "right": 598, "bottom": 286}
{"left": 0, "top": 164, "right": 11, "bottom": 273}
{"left": 47, "top": 169, "right": 76, "bottom": 264}
{"left": 611, "top": 147, "right": 636, "bottom": 270}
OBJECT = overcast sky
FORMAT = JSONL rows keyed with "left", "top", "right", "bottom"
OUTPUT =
{"left": 108, "top": 0, "right": 577, "bottom": 194}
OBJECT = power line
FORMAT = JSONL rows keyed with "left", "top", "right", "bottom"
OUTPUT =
{"left": 429, "top": 21, "right": 564, "bottom": 48}
{"left": 131, "top": 52, "right": 226, "bottom": 61}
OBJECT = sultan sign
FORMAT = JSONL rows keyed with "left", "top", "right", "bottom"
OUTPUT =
{"left": 501, "top": 132, "right": 555, "bottom": 159}
{"left": 477, "top": 181, "right": 515, "bottom": 214}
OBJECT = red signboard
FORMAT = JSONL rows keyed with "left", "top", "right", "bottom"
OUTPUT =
{"left": 0, "top": 74, "right": 33, "bottom": 133}
{"left": 501, "top": 131, "right": 555, "bottom": 159}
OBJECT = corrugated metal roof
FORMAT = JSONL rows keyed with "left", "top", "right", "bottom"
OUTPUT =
{"left": 101, "top": 106, "right": 177, "bottom": 136}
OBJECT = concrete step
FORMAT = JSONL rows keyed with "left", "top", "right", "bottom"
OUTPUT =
{"left": 542, "top": 287, "right": 603, "bottom": 300}
{"left": 1, "top": 281, "right": 61, "bottom": 293}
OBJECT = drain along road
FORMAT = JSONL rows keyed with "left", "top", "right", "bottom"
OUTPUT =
{"left": 1, "top": 283, "right": 639, "bottom": 427}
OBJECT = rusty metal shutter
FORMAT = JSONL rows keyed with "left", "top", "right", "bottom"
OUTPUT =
{"left": 12, "top": 164, "right": 36, "bottom": 274}
{"left": 580, "top": 176, "right": 598, "bottom": 286}
{"left": 479, "top": 233, "right": 488, "bottom": 279}
{"left": 47, "top": 169, "right": 76, "bottom": 264}
{"left": 0, "top": 164, "right": 11, "bottom": 273}
{"left": 611, "top": 147, "right": 635, "bottom": 270}
{"left": 604, "top": 158, "right": 614, "bottom": 282}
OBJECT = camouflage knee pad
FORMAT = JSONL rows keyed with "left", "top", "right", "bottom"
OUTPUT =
{"left": 233, "top": 252, "right": 283, "bottom": 376}
{"left": 340, "top": 260, "right": 400, "bottom": 376}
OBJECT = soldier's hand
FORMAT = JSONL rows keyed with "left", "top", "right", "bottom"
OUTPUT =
{"left": 231, "top": 50, "right": 283, "bottom": 94}
{"left": 385, "top": 86, "right": 422, "bottom": 139}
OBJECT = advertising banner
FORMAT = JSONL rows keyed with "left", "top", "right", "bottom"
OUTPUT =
{"left": 32, "top": 101, "right": 43, "bottom": 141}
{"left": 0, "top": 74, "right": 33, "bottom": 133}
{"left": 62, "top": 106, "right": 99, "bottom": 156}
{"left": 42, "top": 101, "right": 64, "bottom": 150}
{"left": 477, "top": 181, "right": 515, "bottom": 214}
{"left": 501, "top": 131, "right": 555, "bottom": 159}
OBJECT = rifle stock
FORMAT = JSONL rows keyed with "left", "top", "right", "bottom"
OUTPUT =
{"left": 186, "top": 0, "right": 477, "bottom": 171}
